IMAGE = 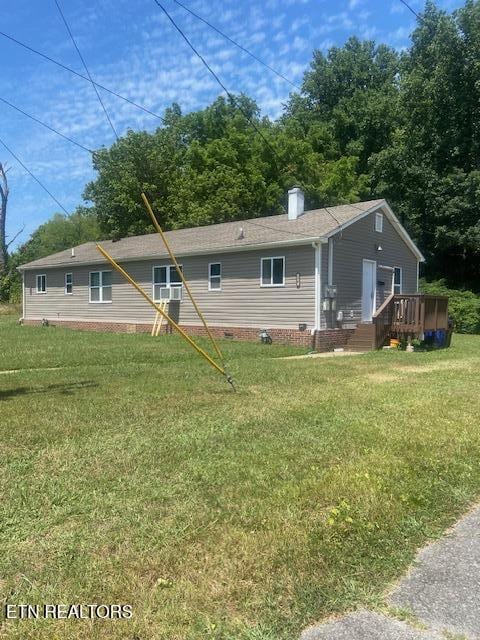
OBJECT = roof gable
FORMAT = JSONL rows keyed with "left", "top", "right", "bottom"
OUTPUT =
{"left": 324, "top": 201, "right": 425, "bottom": 262}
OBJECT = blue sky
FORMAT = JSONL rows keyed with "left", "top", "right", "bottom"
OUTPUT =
{"left": 1, "top": 0, "right": 464, "bottom": 248}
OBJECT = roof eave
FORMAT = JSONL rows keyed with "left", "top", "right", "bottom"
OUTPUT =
{"left": 17, "top": 236, "right": 326, "bottom": 271}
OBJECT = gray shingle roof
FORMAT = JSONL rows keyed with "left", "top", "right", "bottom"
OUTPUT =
{"left": 18, "top": 199, "right": 384, "bottom": 270}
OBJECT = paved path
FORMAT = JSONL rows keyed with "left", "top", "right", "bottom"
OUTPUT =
{"left": 301, "top": 611, "right": 442, "bottom": 640}
{"left": 391, "top": 506, "right": 480, "bottom": 638}
{"left": 301, "top": 505, "right": 480, "bottom": 639}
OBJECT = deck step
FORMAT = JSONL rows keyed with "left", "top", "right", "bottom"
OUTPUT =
{"left": 345, "top": 322, "right": 376, "bottom": 352}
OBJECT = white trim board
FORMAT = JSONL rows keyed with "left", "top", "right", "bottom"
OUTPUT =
{"left": 328, "top": 238, "right": 334, "bottom": 286}
{"left": 314, "top": 242, "right": 322, "bottom": 331}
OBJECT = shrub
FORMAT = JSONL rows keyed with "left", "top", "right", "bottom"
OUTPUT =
{"left": 420, "top": 279, "right": 480, "bottom": 334}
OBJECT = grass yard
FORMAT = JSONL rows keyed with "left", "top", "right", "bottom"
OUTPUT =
{"left": 1, "top": 309, "right": 480, "bottom": 639}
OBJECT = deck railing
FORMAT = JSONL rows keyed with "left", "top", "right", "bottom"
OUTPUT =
{"left": 372, "top": 294, "right": 395, "bottom": 350}
{"left": 372, "top": 294, "right": 449, "bottom": 348}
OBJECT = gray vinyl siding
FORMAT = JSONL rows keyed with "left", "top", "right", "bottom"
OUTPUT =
{"left": 23, "top": 245, "right": 316, "bottom": 330}
{"left": 327, "top": 210, "right": 418, "bottom": 328}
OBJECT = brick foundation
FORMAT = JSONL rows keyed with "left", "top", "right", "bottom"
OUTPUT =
{"left": 314, "top": 328, "right": 355, "bottom": 352}
{"left": 22, "top": 319, "right": 358, "bottom": 351}
{"left": 22, "top": 319, "right": 315, "bottom": 348}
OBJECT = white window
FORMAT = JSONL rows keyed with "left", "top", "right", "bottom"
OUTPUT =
{"left": 153, "top": 265, "right": 183, "bottom": 301}
{"left": 36, "top": 274, "right": 46, "bottom": 293}
{"left": 375, "top": 212, "right": 384, "bottom": 233}
{"left": 89, "top": 271, "right": 112, "bottom": 303}
{"left": 393, "top": 267, "right": 403, "bottom": 295}
{"left": 65, "top": 272, "right": 73, "bottom": 295}
{"left": 261, "top": 257, "right": 285, "bottom": 287}
{"left": 208, "top": 263, "right": 221, "bottom": 291}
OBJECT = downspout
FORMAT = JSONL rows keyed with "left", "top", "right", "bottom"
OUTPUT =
{"left": 22, "top": 270, "right": 25, "bottom": 322}
{"left": 313, "top": 242, "right": 322, "bottom": 333}
{"left": 328, "top": 237, "right": 334, "bottom": 286}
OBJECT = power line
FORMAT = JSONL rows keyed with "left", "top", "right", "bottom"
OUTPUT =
{"left": 244, "top": 217, "right": 316, "bottom": 239}
{"left": 0, "top": 136, "right": 69, "bottom": 214}
{"left": 0, "top": 96, "right": 93, "bottom": 154}
{"left": 171, "top": 0, "right": 301, "bottom": 91}
{"left": 0, "top": 30, "right": 166, "bottom": 124}
{"left": 399, "top": 0, "right": 420, "bottom": 19}
{"left": 54, "top": 0, "right": 119, "bottom": 140}
{"left": 324, "top": 206, "right": 342, "bottom": 230}
{"left": 152, "top": 0, "right": 283, "bottom": 168}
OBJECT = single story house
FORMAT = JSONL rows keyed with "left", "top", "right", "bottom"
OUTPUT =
{"left": 18, "top": 188, "right": 425, "bottom": 350}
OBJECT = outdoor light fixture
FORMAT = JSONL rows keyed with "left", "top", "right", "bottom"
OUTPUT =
{"left": 376, "top": 244, "right": 383, "bottom": 252}
{"left": 259, "top": 329, "right": 272, "bottom": 344}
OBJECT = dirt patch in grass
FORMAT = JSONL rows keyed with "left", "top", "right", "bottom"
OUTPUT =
{"left": 366, "top": 359, "right": 476, "bottom": 383}
{"left": 394, "top": 360, "right": 474, "bottom": 373}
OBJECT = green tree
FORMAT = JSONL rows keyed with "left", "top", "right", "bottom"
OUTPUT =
{"left": 286, "top": 37, "right": 400, "bottom": 173}
{"left": 6, "top": 208, "right": 101, "bottom": 302}
{"left": 83, "top": 95, "right": 366, "bottom": 238}
{"left": 370, "top": 0, "right": 480, "bottom": 289}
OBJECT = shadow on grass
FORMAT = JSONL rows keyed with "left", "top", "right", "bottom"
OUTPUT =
{"left": 0, "top": 380, "right": 98, "bottom": 401}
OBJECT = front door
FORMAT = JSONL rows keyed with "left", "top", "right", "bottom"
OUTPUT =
{"left": 362, "top": 259, "right": 376, "bottom": 321}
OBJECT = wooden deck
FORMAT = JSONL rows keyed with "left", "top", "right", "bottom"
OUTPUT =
{"left": 372, "top": 294, "right": 449, "bottom": 349}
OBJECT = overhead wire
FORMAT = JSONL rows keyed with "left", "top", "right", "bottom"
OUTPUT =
{"left": 244, "top": 217, "right": 321, "bottom": 239}
{"left": 54, "top": 0, "right": 119, "bottom": 140}
{"left": 152, "top": 0, "right": 284, "bottom": 169}
{"left": 50, "top": 0, "right": 228, "bottom": 370}
{"left": 0, "top": 96, "right": 93, "bottom": 154}
{"left": 0, "top": 30, "right": 166, "bottom": 124}
{"left": 171, "top": 0, "right": 301, "bottom": 91}
{"left": 3, "top": 4, "right": 378, "bottom": 284}
{"left": 0, "top": 135, "right": 69, "bottom": 214}
{"left": 398, "top": 0, "right": 420, "bottom": 19}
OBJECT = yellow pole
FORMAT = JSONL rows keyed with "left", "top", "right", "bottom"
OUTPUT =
{"left": 156, "top": 302, "right": 166, "bottom": 336}
{"left": 96, "top": 243, "right": 227, "bottom": 378}
{"left": 141, "top": 192, "right": 224, "bottom": 363}
{"left": 151, "top": 311, "right": 159, "bottom": 337}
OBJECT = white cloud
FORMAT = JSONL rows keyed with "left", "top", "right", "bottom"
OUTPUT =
{"left": 7, "top": 0, "right": 445, "bottom": 246}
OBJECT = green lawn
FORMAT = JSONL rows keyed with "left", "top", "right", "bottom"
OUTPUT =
{"left": 1, "top": 310, "right": 480, "bottom": 639}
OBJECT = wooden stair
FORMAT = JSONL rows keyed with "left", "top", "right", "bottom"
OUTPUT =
{"left": 347, "top": 322, "right": 376, "bottom": 352}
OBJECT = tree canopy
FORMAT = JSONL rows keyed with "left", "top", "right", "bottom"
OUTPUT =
{"left": 83, "top": 95, "right": 368, "bottom": 239}
{"left": 3, "top": 0, "right": 480, "bottom": 303}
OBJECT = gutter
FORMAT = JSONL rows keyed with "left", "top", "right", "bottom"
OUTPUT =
{"left": 17, "top": 236, "right": 328, "bottom": 271}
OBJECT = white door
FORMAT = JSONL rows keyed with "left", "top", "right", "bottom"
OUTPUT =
{"left": 362, "top": 259, "right": 376, "bottom": 321}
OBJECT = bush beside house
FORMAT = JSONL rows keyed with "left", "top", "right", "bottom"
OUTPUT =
{"left": 421, "top": 279, "right": 480, "bottom": 334}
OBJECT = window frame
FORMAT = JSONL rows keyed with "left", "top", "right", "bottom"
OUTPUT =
{"left": 260, "top": 256, "right": 285, "bottom": 288}
{"left": 393, "top": 266, "right": 403, "bottom": 295}
{"left": 208, "top": 262, "right": 222, "bottom": 291}
{"left": 375, "top": 212, "right": 384, "bottom": 233}
{"left": 36, "top": 274, "right": 47, "bottom": 294}
{"left": 65, "top": 272, "right": 73, "bottom": 295}
{"left": 152, "top": 264, "right": 183, "bottom": 302}
{"left": 89, "top": 270, "right": 113, "bottom": 304}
